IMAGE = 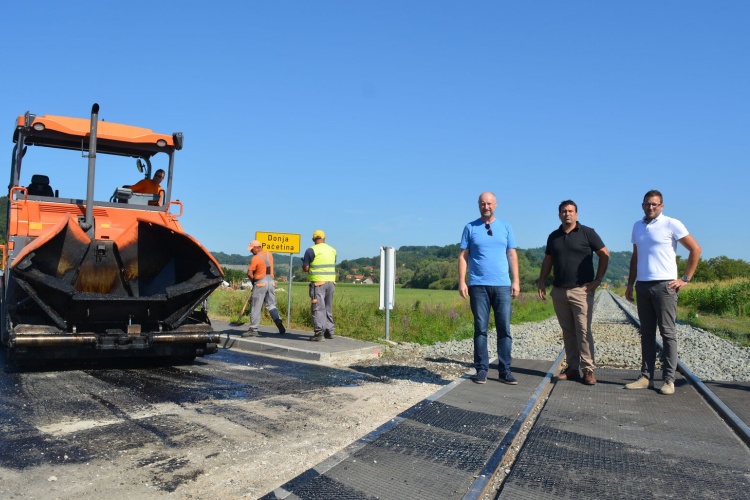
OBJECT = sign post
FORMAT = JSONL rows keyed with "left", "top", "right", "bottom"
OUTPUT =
{"left": 255, "top": 232, "right": 301, "bottom": 328}
{"left": 379, "top": 246, "right": 395, "bottom": 341}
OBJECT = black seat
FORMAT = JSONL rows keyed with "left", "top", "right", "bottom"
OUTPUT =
{"left": 28, "top": 174, "right": 54, "bottom": 197}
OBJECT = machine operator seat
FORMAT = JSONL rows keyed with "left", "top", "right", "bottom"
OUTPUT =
{"left": 28, "top": 174, "right": 54, "bottom": 197}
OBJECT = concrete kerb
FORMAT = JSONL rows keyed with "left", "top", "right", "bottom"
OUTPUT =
{"left": 212, "top": 319, "right": 383, "bottom": 363}
{"left": 223, "top": 335, "right": 382, "bottom": 362}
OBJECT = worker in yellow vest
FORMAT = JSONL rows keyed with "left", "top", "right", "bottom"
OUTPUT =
{"left": 302, "top": 229, "right": 336, "bottom": 341}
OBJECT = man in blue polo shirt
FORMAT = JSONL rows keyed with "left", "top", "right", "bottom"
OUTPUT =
{"left": 624, "top": 189, "right": 701, "bottom": 395}
{"left": 459, "top": 192, "right": 520, "bottom": 385}
{"left": 538, "top": 200, "right": 609, "bottom": 385}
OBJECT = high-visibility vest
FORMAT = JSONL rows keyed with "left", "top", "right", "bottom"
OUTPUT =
{"left": 308, "top": 243, "right": 336, "bottom": 282}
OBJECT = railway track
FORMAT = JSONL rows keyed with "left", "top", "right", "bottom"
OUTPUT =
{"left": 605, "top": 290, "right": 750, "bottom": 447}
{"left": 265, "top": 289, "right": 750, "bottom": 499}
{"left": 469, "top": 289, "right": 750, "bottom": 499}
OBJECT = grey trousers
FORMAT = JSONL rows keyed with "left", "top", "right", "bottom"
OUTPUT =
{"left": 635, "top": 280, "right": 678, "bottom": 382}
{"left": 249, "top": 276, "right": 280, "bottom": 330}
{"left": 309, "top": 281, "right": 335, "bottom": 334}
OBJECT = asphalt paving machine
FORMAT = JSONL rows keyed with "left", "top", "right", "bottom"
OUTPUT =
{"left": 0, "top": 104, "right": 223, "bottom": 361}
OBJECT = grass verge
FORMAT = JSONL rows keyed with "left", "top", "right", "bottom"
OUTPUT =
{"left": 208, "top": 283, "right": 556, "bottom": 345}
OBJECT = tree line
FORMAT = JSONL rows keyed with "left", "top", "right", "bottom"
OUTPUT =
{"left": 218, "top": 244, "right": 750, "bottom": 292}
{"left": 1, "top": 196, "right": 745, "bottom": 290}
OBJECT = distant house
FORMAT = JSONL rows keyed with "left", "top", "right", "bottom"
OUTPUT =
{"left": 362, "top": 278, "right": 374, "bottom": 285}
{"left": 222, "top": 264, "right": 248, "bottom": 271}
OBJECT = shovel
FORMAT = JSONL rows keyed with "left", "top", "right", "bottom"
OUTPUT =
{"left": 229, "top": 290, "right": 252, "bottom": 325}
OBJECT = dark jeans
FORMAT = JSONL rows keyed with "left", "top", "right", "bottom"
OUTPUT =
{"left": 635, "top": 280, "right": 678, "bottom": 382}
{"left": 469, "top": 285, "right": 513, "bottom": 375}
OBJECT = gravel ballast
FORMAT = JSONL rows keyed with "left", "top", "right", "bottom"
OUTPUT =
{"left": 372, "top": 290, "right": 750, "bottom": 383}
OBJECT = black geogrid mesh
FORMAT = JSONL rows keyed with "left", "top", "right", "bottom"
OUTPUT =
{"left": 500, "top": 424, "right": 750, "bottom": 499}
{"left": 278, "top": 381, "right": 525, "bottom": 499}
{"left": 407, "top": 399, "right": 512, "bottom": 440}
{"left": 287, "top": 473, "right": 377, "bottom": 500}
{"left": 293, "top": 448, "right": 475, "bottom": 500}
{"left": 264, "top": 364, "right": 750, "bottom": 500}
{"left": 702, "top": 380, "right": 750, "bottom": 429}
{"left": 498, "top": 368, "right": 750, "bottom": 499}
{"left": 262, "top": 359, "right": 551, "bottom": 499}
{"left": 355, "top": 419, "right": 495, "bottom": 471}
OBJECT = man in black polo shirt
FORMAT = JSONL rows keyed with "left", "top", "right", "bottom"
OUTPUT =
{"left": 538, "top": 200, "right": 609, "bottom": 385}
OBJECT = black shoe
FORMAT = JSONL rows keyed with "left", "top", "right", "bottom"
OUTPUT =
{"left": 499, "top": 372, "right": 518, "bottom": 385}
{"left": 274, "top": 319, "right": 286, "bottom": 335}
{"left": 472, "top": 370, "right": 487, "bottom": 384}
{"left": 324, "top": 330, "right": 334, "bottom": 339}
{"left": 241, "top": 329, "right": 258, "bottom": 338}
{"left": 309, "top": 333, "right": 324, "bottom": 342}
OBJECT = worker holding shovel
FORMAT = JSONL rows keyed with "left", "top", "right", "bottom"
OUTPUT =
{"left": 242, "top": 240, "right": 286, "bottom": 337}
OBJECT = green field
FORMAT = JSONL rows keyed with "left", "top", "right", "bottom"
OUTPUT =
{"left": 209, "top": 283, "right": 556, "bottom": 344}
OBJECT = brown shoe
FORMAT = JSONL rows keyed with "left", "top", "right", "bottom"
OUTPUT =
{"left": 557, "top": 368, "right": 579, "bottom": 381}
{"left": 582, "top": 369, "right": 597, "bottom": 385}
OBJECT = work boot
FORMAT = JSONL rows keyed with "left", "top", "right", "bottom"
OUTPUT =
{"left": 324, "top": 330, "right": 334, "bottom": 339}
{"left": 582, "top": 369, "right": 597, "bottom": 385}
{"left": 309, "top": 332, "right": 324, "bottom": 342}
{"left": 660, "top": 380, "right": 675, "bottom": 395}
{"left": 624, "top": 375, "right": 653, "bottom": 390}
{"left": 557, "top": 368, "right": 580, "bottom": 381}
{"left": 241, "top": 329, "right": 258, "bottom": 338}
{"left": 274, "top": 319, "right": 286, "bottom": 335}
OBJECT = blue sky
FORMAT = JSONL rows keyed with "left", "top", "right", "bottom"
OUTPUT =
{"left": 2, "top": 1, "right": 748, "bottom": 262}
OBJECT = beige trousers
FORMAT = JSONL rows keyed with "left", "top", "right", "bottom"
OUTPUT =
{"left": 550, "top": 286, "right": 596, "bottom": 371}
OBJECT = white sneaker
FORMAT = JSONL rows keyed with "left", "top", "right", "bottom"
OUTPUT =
{"left": 659, "top": 380, "right": 675, "bottom": 395}
{"left": 624, "top": 375, "right": 653, "bottom": 390}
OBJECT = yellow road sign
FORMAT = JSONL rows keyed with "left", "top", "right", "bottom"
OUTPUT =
{"left": 255, "top": 232, "right": 301, "bottom": 254}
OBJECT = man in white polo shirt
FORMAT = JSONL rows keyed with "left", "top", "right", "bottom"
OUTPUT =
{"left": 624, "top": 189, "right": 701, "bottom": 395}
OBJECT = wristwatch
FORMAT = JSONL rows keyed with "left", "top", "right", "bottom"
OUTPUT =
{"left": 681, "top": 275, "right": 691, "bottom": 283}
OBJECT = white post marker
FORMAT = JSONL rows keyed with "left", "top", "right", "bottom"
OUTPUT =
{"left": 287, "top": 254, "right": 293, "bottom": 327}
{"left": 379, "top": 246, "right": 395, "bottom": 341}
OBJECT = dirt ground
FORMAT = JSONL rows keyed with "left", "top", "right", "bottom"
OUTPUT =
{"left": 0, "top": 346, "right": 473, "bottom": 500}
{"left": 176, "top": 349, "right": 472, "bottom": 499}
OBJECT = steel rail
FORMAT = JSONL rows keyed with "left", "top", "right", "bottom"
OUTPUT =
{"left": 463, "top": 291, "right": 613, "bottom": 498}
{"left": 607, "top": 289, "right": 750, "bottom": 447}
{"left": 463, "top": 350, "right": 564, "bottom": 500}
